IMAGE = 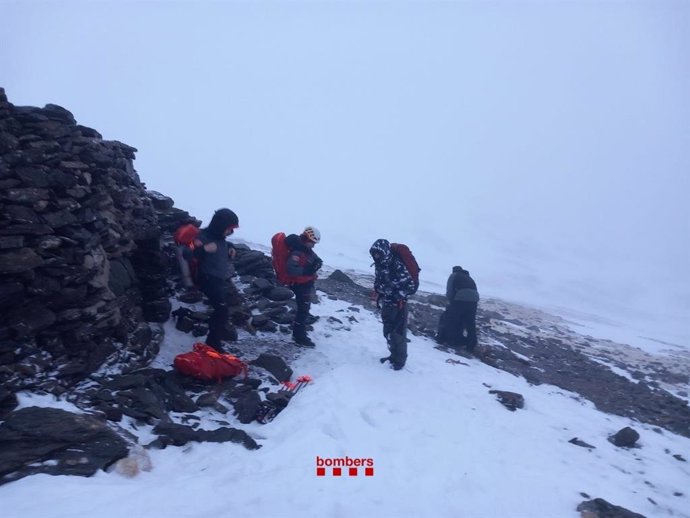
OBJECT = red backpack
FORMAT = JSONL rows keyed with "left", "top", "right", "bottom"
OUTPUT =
{"left": 271, "top": 232, "right": 315, "bottom": 286}
{"left": 391, "top": 243, "right": 421, "bottom": 293}
{"left": 173, "top": 343, "right": 248, "bottom": 381}
{"left": 174, "top": 224, "right": 200, "bottom": 285}
{"left": 174, "top": 224, "right": 199, "bottom": 247}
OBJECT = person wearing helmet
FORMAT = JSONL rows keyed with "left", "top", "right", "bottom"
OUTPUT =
{"left": 185, "top": 208, "right": 241, "bottom": 351}
{"left": 285, "top": 226, "right": 323, "bottom": 347}
{"left": 369, "top": 238, "right": 416, "bottom": 371}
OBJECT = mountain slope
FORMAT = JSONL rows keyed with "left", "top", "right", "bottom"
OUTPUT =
{"left": 2, "top": 289, "right": 689, "bottom": 518}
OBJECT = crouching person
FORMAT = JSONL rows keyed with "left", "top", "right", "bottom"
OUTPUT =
{"left": 439, "top": 266, "right": 479, "bottom": 352}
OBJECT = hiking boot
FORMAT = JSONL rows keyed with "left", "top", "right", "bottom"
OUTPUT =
{"left": 390, "top": 363, "right": 404, "bottom": 371}
{"left": 292, "top": 323, "right": 315, "bottom": 347}
{"left": 220, "top": 324, "right": 238, "bottom": 342}
{"left": 305, "top": 314, "right": 319, "bottom": 325}
{"left": 294, "top": 335, "right": 316, "bottom": 348}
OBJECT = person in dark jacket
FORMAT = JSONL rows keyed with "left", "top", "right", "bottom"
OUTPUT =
{"left": 370, "top": 239, "right": 417, "bottom": 371}
{"left": 437, "top": 266, "right": 479, "bottom": 351}
{"left": 185, "top": 208, "right": 240, "bottom": 351}
{"left": 285, "top": 226, "right": 323, "bottom": 348}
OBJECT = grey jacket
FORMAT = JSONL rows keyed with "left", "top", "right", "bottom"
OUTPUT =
{"left": 193, "top": 229, "right": 232, "bottom": 280}
{"left": 446, "top": 267, "right": 479, "bottom": 302}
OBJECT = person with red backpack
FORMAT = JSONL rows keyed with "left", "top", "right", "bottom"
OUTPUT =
{"left": 183, "top": 208, "right": 240, "bottom": 351}
{"left": 280, "top": 226, "right": 323, "bottom": 348}
{"left": 369, "top": 239, "right": 418, "bottom": 371}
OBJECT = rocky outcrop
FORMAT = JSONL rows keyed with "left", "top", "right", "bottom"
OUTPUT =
{"left": 0, "top": 87, "right": 170, "bottom": 391}
{"left": 0, "top": 84, "right": 317, "bottom": 483}
{"left": 0, "top": 406, "right": 129, "bottom": 485}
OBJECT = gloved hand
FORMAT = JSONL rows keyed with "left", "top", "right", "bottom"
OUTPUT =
{"left": 313, "top": 258, "right": 323, "bottom": 271}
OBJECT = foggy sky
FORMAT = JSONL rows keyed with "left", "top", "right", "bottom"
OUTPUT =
{"left": 2, "top": 0, "right": 688, "bottom": 345}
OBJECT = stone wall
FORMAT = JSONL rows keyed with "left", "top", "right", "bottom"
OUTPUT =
{"left": 0, "top": 87, "right": 170, "bottom": 392}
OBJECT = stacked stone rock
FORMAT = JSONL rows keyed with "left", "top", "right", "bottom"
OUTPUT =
{"left": 0, "top": 87, "right": 169, "bottom": 395}
{"left": 0, "top": 91, "right": 324, "bottom": 485}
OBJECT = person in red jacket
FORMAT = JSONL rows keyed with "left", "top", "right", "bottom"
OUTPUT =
{"left": 285, "top": 226, "right": 323, "bottom": 347}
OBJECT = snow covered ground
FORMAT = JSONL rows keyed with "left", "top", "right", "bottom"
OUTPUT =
{"left": 2, "top": 294, "right": 689, "bottom": 518}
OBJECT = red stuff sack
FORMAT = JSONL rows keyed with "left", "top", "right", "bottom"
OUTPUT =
{"left": 174, "top": 224, "right": 201, "bottom": 286}
{"left": 174, "top": 224, "right": 200, "bottom": 247}
{"left": 173, "top": 343, "right": 248, "bottom": 381}
{"left": 271, "top": 232, "right": 291, "bottom": 285}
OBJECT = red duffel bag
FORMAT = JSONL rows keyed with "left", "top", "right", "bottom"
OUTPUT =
{"left": 173, "top": 343, "right": 248, "bottom": 381}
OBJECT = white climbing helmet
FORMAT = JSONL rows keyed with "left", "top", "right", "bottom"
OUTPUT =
{"left": 302, "top": 226, "right": 321, "bottom": 243}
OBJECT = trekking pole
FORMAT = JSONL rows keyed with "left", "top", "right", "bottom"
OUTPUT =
{"left": 292, "top": 379, "right": 309, "bottom": 395}
{"left": 291, "top": 375, "right": 312, "bottom": 395}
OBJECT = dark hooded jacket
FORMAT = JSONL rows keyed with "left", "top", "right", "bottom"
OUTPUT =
{"left": 193, "top": 208, "right": 239, "bottom": 280}
{"left": 285, "top": 233, "right": 321, "bottom": 283}
{"left": 370, "top": 239, "right": 416, "bottom": 303}
{"left": 446, "top": 266, "right": 479, "bottom": 302}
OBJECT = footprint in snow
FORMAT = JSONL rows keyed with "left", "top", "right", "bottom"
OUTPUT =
{"left": 359, "top": 409, "right": 377, "bottom": 428}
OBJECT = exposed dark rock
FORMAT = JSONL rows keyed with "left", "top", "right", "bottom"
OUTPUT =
{"left": 569, "top": 437, "right": 596, "bottom": 449}
{"left": 196, "top": 393, "right": 218, "bottom": 408}
{"left": 609, "top": 427, "right": 640, "bottom": 448}
{"left": 0, "top": 248, "right": 44, "bottom": 273}
{"left": 146, "top": 191, "right": 174, "bottom": 210}
{"left": 233, "top": 250, "right": 274, "bottom": 278}
{"left": 233, "top": 390, "right": 262, "bottom": 424}
{"left": 108, "top": 257, "right": 137, "bottom": 296}
{"left": 576, "top": 498, "right": 646, "bottom": 518}
{"left": 175, "top": 315, "right": 195, "bottom": 333}
{"left": 489, "top": 390, "right": 524, "bottom": 411}
{"left": 152, "top": 422, "right": 259, "bottom": 450}
{"left": 251, "top": 314, "right": 271, "bottom": 328}
{"left": 250, "top": 353, "right": 293, "bottom": 382}
{"left": 328, "top": 269, "right": 356, "bottom": 284}
{"left": 0, "top": 407, "right": 128, "bottom": 485}
{"left": 251, "top": 277, "right": 273, "bottom": 293}
{"left": 266, "top": 286, "right": 294, "bottom": 302}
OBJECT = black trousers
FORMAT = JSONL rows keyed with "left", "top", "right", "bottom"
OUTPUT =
{"left": 291, "top": 282, "right": 313, "bottom": 337}
{"left": 381, "top": 301, "right": 408, "bottom": 367}
{"left": 198, "top": 274, "right": 229, "bottom": 348}
{"left": 440, "top": 301, "right": 477, "bottom": 349}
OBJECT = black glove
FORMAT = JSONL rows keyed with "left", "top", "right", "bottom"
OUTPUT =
{"left": 313, "top": 258, "right": 323, "bottom": 271}
{"left": 303, "top": 263, "right": 317, "bottom": 275}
